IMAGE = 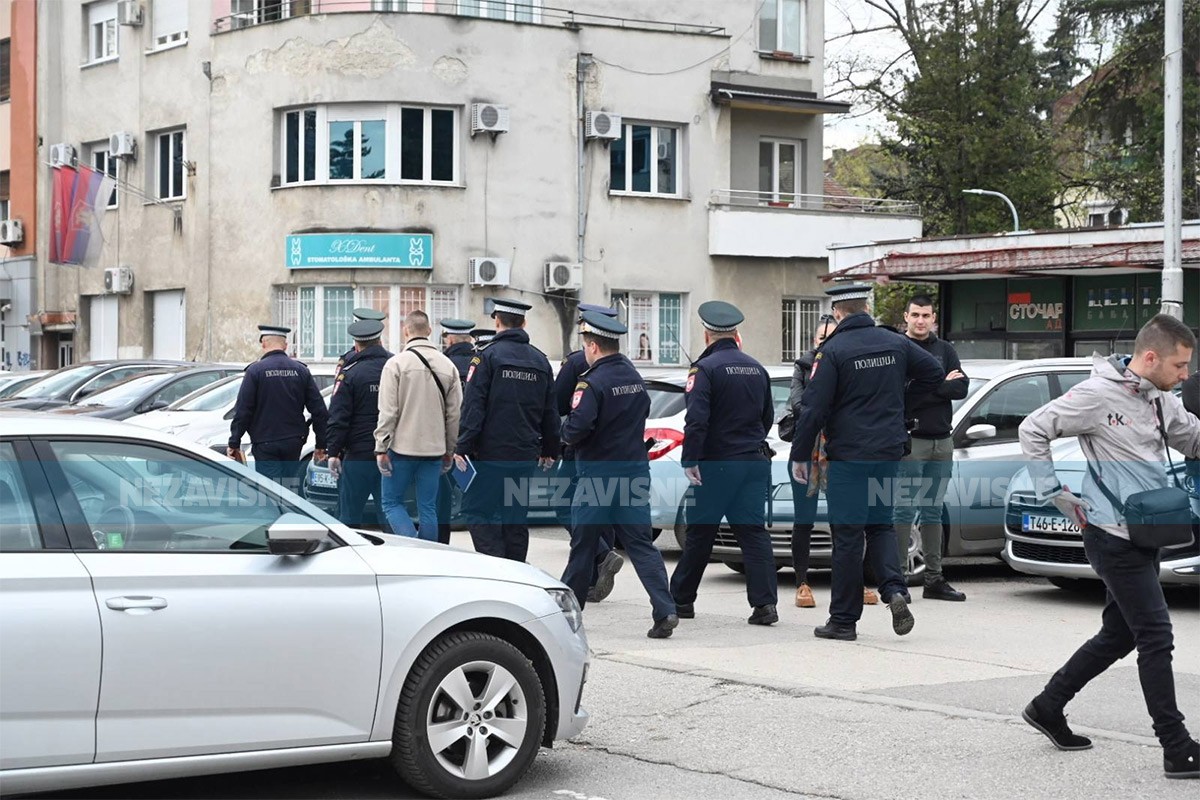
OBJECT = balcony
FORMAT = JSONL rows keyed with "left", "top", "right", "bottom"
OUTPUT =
{"left": 707, "top": 190, "right": 923, "bottom": 260}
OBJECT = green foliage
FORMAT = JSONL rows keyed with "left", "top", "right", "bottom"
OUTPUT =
{"left": 873, "top": 283, "right": 940, "bottom": 328}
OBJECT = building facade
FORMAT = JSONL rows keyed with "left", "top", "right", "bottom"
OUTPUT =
{"left": 34, "top": 0, "right": 920, "bottom": 369}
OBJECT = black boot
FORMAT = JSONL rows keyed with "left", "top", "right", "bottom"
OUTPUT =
{"left": 923, "top": 577, "right": 966, "bottom": 602}
{"left": 1022, "top": 698, "right": 1093, "bottom": 751}
{"left": 647, "top": 614, "right": 680, "bottom": 639}
{"left": 814, "top": 619, "right": 857, "bottom": 641}
{"left": 1164, "top": 738, "right": 1199, "bottom": 779}
{"left": 748, "top": 604, "right": 778, "bottom": 625}
{"left": 675, "top": 602, "right": 695, "bottom": 619}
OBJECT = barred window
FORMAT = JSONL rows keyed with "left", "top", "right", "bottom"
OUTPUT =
{"left": 781, "top": 297, "right": 825, "bottom": 363}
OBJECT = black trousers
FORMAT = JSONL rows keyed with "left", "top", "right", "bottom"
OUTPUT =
{"left": 463, "top": 461, "right": 535, "bottom": 562}
{"left": 252, "top": 439, "right": 305, "bottom": 495}
{"left": 556, "top": 457, "right": 617, "bottom": 587}
{"left": 790, "top": 473, "right": 818, "bottom": 583}
{"left": 435, "top": 473, "right": 454, "bottom": 545}
{"left": 337, "top": 457, "right": 387, "bottom": 529}
{"left": 1040, "top": 526, "right": 1190, "bottom": 750}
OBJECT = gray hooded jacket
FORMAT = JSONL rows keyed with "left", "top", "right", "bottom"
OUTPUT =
{"left": 1018, "top": 354, "right": 1200, "bottom": 540}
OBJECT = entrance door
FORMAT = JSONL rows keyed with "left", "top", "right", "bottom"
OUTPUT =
{"left": 152, "top": 290, "right": 185, "bottom": 360}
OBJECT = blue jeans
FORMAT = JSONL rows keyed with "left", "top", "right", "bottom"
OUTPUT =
{"left": 380, "top": 452, "right": 442, "bottom": 541}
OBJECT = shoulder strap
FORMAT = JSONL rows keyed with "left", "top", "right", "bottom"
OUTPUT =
{"left": 1154, "top": 397, "right": 1184, "bottom": 491}
{"left": 409, "top": 347, "right": 448, "bottom": 406}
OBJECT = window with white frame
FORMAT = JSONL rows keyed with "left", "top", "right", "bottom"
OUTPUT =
{"left": 151, "top": 0, "right": 188, "bottom": 48}
{"left": 609, "top": 123, "right": 681, "bottom": 197}
{"left": 758, "top": 138, "right": 804, "bottom": 205}
{"left": 85, "top": 1, "right": 118, "bottom": 64}
{"left": 781, "top": 297, "right": 826, "bottom": 363}
{"left": 0, "top": 170, "right": 9, "bottom": 221}
{"left": 759, "top": 0, "right": 806, "bottom": 55}
{"left": 231, "top": 0, "right": 308, "bottom": 27}
{"left": 274, "top": 285, "right": 460, "bottom": 361}
{"left": 458, "top": 1, "right": 541, "bottom": 21}
{"left": 279, "top": 104, "right": 459, "bottom": 186}
{"left": 91, "top": 147, "right": 119, "bottom": 209}
{"left": 611, "top": 291, "right": 684, "bottom": 365}
{"left": 153, "top": 129, "right": 186, "bottom": 200}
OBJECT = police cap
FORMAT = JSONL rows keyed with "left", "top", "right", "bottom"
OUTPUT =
{"left": 348, "top": 319, "right": 384, "bottom": 342}
{"left": 579, "top": 310, "right": 626, "bottom": 339}
{"left": 697, "top": 300, "right": 744, "bottom": 332}
{"left": 472, "top": 328, "right": 495, "bottom": 344}
{"left": 440, "top": 318, "right": 476, "bottom": 334}
{"left": 489, "top": 297, "right": 532, "bottom": 317}
{"left": 352, "top": 307, "right": 387, "bottom": 322}
{"left": 577, "top": 303, "right": 618, "bottom": 322}
{"left": 824, "top": 282, "right": 874, "bottom": 305}
{"left": 258, "top": 324, "right": 291, "bottom": 341}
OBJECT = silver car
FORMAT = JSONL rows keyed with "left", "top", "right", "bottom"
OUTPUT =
{"left": 0, "top": 414, "right": 588, "bottom": 797}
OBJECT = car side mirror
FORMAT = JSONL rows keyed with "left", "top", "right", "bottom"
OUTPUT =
{"left": 267, "top": 513, "right": 327, "bottom": 556}
{"left": 965, "top": 423, "right": 997, "bottom": 441}
{"left": 137, "top": 399, "right": 170, "bottom": 414}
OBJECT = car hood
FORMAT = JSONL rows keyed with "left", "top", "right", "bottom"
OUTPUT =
{"left": 349, "top": 531, "right": 565, "bottom": 589}
{"left": 130, "top": 409, "right": 228, "bottom": 438}
{"left": 0, "top": 398, "right": 64, "bottom": 411}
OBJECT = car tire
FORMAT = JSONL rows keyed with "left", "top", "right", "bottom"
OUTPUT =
{"left": 673, "top": 502, "right": 688, "bottom": 550}
{"left": 390, "top": 631, "right": 546, "bottom": 800}
{"left": 902, "top": 528, "right": 927, "bottom": 587}
{"left": 1048, "top": 577, "right": 1104, "bottom": 592}
{"left": 725, "top": 561, "right": 746, "bottom": 574}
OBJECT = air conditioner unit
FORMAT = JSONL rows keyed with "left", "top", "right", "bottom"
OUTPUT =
{"left": 585, "top": 111, "right": 622, "bottom": 140}
{"left": 468, "top": 257, "right": 511, "bottom": 287}
{"left": 0, "top": 219, "right": 23, "bottom": 245}
{"left": 544, "top": 262, "right": 582, "bottom": 292}
{"left": 117, "top": 0, "right": 143, "bottom": 26}
{"left": 49, "top": 143, "right": 77, "bottom": 168}
{"left": 470, "top": 103, "right": 510, "bottom": 135}
{"left": 104, "top": 266, "right": 134, "bottom": 295}
{"left": 109, "top": 131, "right": 137, "bottom": 159}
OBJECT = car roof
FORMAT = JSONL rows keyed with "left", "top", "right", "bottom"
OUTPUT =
{"left": 0, "top": 412, "right": 214, "bottom": 443}
{"left": 960, "top": 357, "right": 1093, "bottom": 380}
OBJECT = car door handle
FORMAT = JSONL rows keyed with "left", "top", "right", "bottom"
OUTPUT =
{"left": 105, "top": 596, "right": 168, "bottom": 612}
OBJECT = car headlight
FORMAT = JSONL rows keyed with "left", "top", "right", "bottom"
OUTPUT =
{"left": 547, "top": 588, "right": 583, "bottom": 633}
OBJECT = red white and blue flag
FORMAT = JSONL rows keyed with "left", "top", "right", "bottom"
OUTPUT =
{"left": 49, "top": 164, "right": 116, "bottom": 267}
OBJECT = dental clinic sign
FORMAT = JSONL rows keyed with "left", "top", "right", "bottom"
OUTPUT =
{"left": 285, "top": 233, "right": 432, "bottom": 269}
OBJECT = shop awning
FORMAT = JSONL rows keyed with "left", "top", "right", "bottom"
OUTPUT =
{"left": 710, "top": 82, "right": 851, "bottom": 114}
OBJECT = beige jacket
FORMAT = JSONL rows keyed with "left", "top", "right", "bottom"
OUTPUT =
{"left": 374, "top": 338, "right": 463, "bottom": 457}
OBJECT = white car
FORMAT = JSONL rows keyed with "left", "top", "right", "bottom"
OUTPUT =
{"left": 0, "top": 414, "right": 588, "bottom": 797}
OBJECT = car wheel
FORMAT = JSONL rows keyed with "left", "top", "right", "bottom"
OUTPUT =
{"left": 1048, "top": 577, "right": 1104, "bottom": 592}
{"left": 725, "top": 561, "right": 746, "bottom": 574}
{"left": 903, "top": 528, "right": 927, "bottom": 587}
{"left": 390, "top": 632, "right": 545, "bottom": 800}
{"left": 673, "top": 502, "right": 688, "bottom": 550}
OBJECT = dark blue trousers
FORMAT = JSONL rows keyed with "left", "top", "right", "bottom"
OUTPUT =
{"left": 337, "top": 457, "right": 387, "bottom": 529}
{"left": 557, "top": 457, "right": 616, "bottom": 586}
{"left": 252, "top": 439, "right": 305, "bottom": 495}
{"left": 463, "top": 461, "right": 535, "bottom": 562}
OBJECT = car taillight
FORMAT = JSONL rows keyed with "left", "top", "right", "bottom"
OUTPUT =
{"left": 645, "top": 428, "right": 684, "bottom": 461}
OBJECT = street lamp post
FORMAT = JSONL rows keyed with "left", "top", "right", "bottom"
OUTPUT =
{"left": 963, "top": 189, "right": 1020, "bottom": 233}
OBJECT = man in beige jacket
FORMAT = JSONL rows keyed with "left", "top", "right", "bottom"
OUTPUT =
{"left": 374, "top": 311, "right": 463, "bottom": 540}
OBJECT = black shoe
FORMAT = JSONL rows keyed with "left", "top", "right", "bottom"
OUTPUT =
{"left": 923, "top": 578, "right": 966, "bottom": 602}
{"left": 888, "top": 595, "right": 915, "bottom": 636}
{"left": 647, "top": 614, "right": 679, "bottom": 639}
{"left": 675, "top": 603, "right": 695, "bottom": 619}
{"left": 590, "top": 551, "right": 624, "bottom": 603}
{"left": 748, "top": 604, "right": 778, "bottom": 626}
{"left": 814, "top": 619, "right": 857, "bottom": 641}
{"left": 1022, "top": 700, "right": 1093, "bottom": 751}
{"left": 1165, "top": 738, "right": 1200, "bottom": 779}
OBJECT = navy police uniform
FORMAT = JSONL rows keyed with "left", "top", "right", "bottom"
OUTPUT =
{"left": 334, "top": 308, "right": 387, "bottom": 378}
{"left": 669, "top": 302, "right": 779, "bottom": 623}
{"left": 455, "top": 299, "right": 559, "bottom": 561}
{"left": 436, "top": 318, "right": 476, "bottom": 544}
{"left": 560, "top": 312, "right": 678, "bottom": 638}
{"left": 327, "top": 320, "right": 393, "bottom": 528}
{"left": 790, "top": 284, "right": 944, "bottom": 636}
{"left": 471, "top": 328, "right": 495, "bottom": 351}
{"left": 230, "top": 325, "right": 329, "bottom": 492}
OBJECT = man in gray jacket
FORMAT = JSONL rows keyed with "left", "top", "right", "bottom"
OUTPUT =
{"left": 1018, "top": 314, "right": 1200, "bottom": 779}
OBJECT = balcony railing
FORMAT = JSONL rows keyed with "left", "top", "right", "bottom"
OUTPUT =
{"left": 709, "top": 189, "right": 921, "bottom": 217}
{"left": 213, "top": 1, "right": 726, "bottom": 37}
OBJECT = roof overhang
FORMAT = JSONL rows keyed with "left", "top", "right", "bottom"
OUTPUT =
{"left": 710, "top": 82, "right": 851, "bottom": 115}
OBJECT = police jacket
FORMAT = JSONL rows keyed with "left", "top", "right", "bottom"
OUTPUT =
{"left": 554, "top": 350, "right": 589, "bottom": 416}
{"left": 681, "top": 338, "right": 774, "bottom": 466}
{"left": 562, "top": 353, "right": 650, "bottom": 474}
{"left": 790, "top": 313, "right": 943, "bottom": 463}
{"left": 444, "top": 342, "right": 474, "bottom": 385}
{"left": 326, "top": 344, "right": 392, "bottom": 460}
{"left": 455, "top": 328, "right": 559, "bottom": 462}
{"left": 229, "top": 349, "right": 329, "bottom": 450}
{"left": 904, "top": 334, "right": 969, "bottom": 439}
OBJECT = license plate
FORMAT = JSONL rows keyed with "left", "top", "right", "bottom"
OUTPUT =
{"left": 1022, "top": 513, "right": 1080, "bottom": 534}
{"left": 309, "top": 470, "right": 337, "bottom": 489}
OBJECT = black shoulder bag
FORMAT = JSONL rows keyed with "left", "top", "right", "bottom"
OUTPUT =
{"left": 1086, "top": 398, "right": 1194, "bottom": 549}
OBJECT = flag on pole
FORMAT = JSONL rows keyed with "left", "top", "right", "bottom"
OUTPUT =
{"left": 49, "top": 164, "right": 117, "bottom": 267}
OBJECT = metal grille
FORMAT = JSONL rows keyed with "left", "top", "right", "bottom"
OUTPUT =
{"left": 658, "top": 293, "right": 682, "bottom": 365}
{"left": 356, "top": 286, "right": 391, "bottom": 349}
{"left": 428, "top": 287, "right": 459, "bottom": 340}
{"left": 322, "top": 287, "right": 354, "bottom": 359}
{"left": 297, "top": 287, "right": 315, "bottom": 360}
{"left": 782, "top": 297, "right": 824, "bottom": 363}
{"left": 781, "top": 298, "right": 797, "bottom": 362}
{"left": 1012, "top": 540, "right": 1090, "bottom": 565}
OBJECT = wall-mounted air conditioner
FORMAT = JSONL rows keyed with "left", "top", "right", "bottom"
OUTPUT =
{"left": 110, "top": 131, "right": 138, "bottom": 159}
{"left": 471, "top": 103, "right": 510, "bottom": 135}
{"left": 49, "top": 143, "right": 77, "bottom": 168}
{"left": 468, "top": 257, "right": 511, "bottom": 287}
{"left": 104, "top": 266, "right": 134, "bottom": 295}
{"left": 585, "top": 111, "right": 622, "bottom": 140}
{"left": 0, "top": 219, "right": 23, "bottom": 245}
{"left": 117, "top": 1, "right": 143, "bottom": 26}
{"left": 544, "top": 262, "right": 582, "bottom": 292}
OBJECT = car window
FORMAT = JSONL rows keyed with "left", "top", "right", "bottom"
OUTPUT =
{"left": 79, "top": 366, "right": 154, "bottom": 397}
{"left": 963, "top": 374, "right": 1051, "bottom": 444}
{"left": 0, "top": 442, "right": 42, "bottom": 551}
{"left": 11, "top": 364, "right": 105, "bottom": 398}
{"left": 48, "top": 440, "right": 286, "bottom": 552}
{"left": 156, "top": 373, "right": 221, "bottom": 406}
{"left": 770, "top": 379, "right": 791, "bottom": 420}
{"left": 1056, "top": 372, "right": 1089, "bottom": 396}
{"left": 0, "top": 374, "right": 46, "bottom": 399}
{"left": 646, "top": 382, "right": 686, "bottom": 419}
{"left": 951, "top": 378, "right": 989, "bottom": 415}
{"left": 172, "top": 376, "right": 243, "bottom": 411}
{"left": 76, "top": 372, "right": 171, "bottom": 407}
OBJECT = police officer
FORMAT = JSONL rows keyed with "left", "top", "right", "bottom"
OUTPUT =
{"left": 561, "top": 311, "right": 678, "bottom": 639}
{"left": 554, "top": 303, "right": 625, "bottom": 602}
{"left": 669, "top": 301, "right": 779, "bottom": 626}
{"left": 454, "top": 298, "right": 559, "bottom": 561}
{"left": 472, "top": 328, "right": 495, "bottom": 351}
{"left": 229, "top": 324, "right": 329, "bottom": 493}
{"left": 790, "top": 283, "right": 944, "bottom": 641}
{"left": 326, "top": 319, "right": 392, "bottom": 528}
{"left": 335, "top": 308, "right": 388, "bottom": 377}
{"left": 440, "top": 318, "right": 476, "bottom": 383}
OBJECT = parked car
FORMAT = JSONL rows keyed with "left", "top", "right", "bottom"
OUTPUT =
{"left": 0, "top": 414, "right": 588, "bottom": 797}
{"left": 0, "top": 361, "right": 198, "bottom": 411}
{"left": 1003, "top": 440, "right": 1199, "bottom": 588}
{"left": 48, "top": 367, "right": 238, "bottom": 421}
{"left": 0, "top": 371, "right": 49, "bottom": 399}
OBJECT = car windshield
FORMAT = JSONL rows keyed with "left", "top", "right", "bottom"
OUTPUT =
{"left": 647, "top": 382, "right": 686, "bottom": 419}
{"left": 76, "top": 372, "right": 174, "bottom": 406}
{"left": 0, "top": 374, "right": 45, "bottom": 399}
{"left": 172, "top": 376, "right": 243, "bottom": 411}
{"left": 951, "top": 378, "right": 989, "bottom": 415}
{"left": 11, "top": 364, "right": 107, "bottom": 398}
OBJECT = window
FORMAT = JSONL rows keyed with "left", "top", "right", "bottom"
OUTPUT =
{"left": 611, "top": 291, "right": 685, "bottom": 365}
{"left": 91, "top": 148, "right": 119, "bottom": 209}
{"left": 0, "top": 442, "right": 43, "bottom": 551}
{"left": 328, "top": 111, "right": 386, "bottom": 182}
{"left": 274, "top": 285, "right": 460, "bottom": 361}
{"left": 781, "top": 297, "right": 825, "bottom": 363}
{"left": 610, "top": 123, "right": 681, "bottom": 197}
{"left": 400, "top": 106, "right": 456, "bottom": 183}
{"left": 963, "top": 374, "right": 1051, "bottom": 445}
{"left": 85, "top": 1, "right": 119, "bottom": 63}
{"left": 0, "top": 171, "right": 9, "bottom": 222}
{"left": 759, "top": 138, "right": 804, "bottom": 205}
{"left": 151, "top": 0, "right": 188, "bottom": 47}
{"left": 156, "top": 373, "right": 223, "bottom": 406}
{"left": 759, "top": 0, "right": 806, "bottom": 55}
{"left": 283, "top": 108, "right": 317, "bottom": 184}
{"left": 0, "top": 39, "right": 10, "bottom": 102}
{"left": 457, "top": 0, "right": 539, "bottom": 20}
{"left": 232, "top": 0, "right": 309, "bottom": 26}
{"left": 153, "top": 129, "right": 186, "bottom": 200}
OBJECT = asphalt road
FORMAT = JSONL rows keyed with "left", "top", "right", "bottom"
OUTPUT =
{"left": 27, "top": 528, "right": 1200, "bottom": 800}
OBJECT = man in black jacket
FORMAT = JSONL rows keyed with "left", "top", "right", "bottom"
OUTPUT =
{"left": 894, "top": 295, "right": 970, "bottom": 601}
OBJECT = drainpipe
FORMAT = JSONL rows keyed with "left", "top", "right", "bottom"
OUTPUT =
{"left": 576, "top": 53, "right": 592, "bottom": 266}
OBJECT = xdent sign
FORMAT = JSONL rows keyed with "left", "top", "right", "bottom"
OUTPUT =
{"left": 285, "top": 233, "right": 432, "bottom": 269}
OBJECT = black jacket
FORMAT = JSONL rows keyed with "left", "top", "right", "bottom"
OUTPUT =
{"left": 903, "top": 334, "right": 969, "bottom": 438}
{"left": 229, "top": 350, "right": 328, "bottom": 449}
{"left": 326, "top": 345, "right": 392, "bottom": 460}
{"left": 444, "top": 342, "right": 474, "bottom": 385}
{"left": 681, "top": 338, "right": 774, "bottom": 465}
{"left": 1183, "top": 372, "right": 1199, "bottom": 474}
